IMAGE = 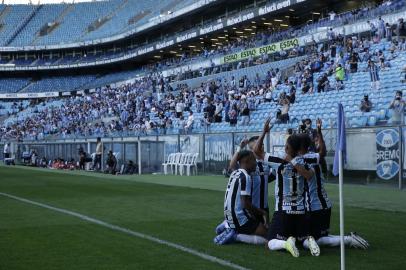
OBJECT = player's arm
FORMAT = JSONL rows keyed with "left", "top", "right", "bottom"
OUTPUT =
{"left": 316, "top": 118, "right": 326, "bottom": 158}
{"left": 253, "top": 118, "right": 271, "bottom": 160}
{"left": 294, "top": 164, "right": 314, "bottom": 181}
{"left": 268, "top": 168, "right": 276, "bottom": 183}
{"left": 291, "top": 158, "right": 314, "bottom": 181}
{"left": 240, "top": 173, "right": 268, "bottom": 226}
{"left": 229, "top": 139, "right": 248, "bottom": 171}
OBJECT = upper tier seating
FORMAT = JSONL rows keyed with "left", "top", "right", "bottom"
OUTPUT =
{"left": 0, "top": 0, "right": 196, "bottom": 46}
{"left": 0, "top": 78, "right": 30, "bottom": 93}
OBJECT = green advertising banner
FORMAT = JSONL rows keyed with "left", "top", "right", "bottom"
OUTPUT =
{"left": 220, "top": 38, "right": 300, "bottom": 64}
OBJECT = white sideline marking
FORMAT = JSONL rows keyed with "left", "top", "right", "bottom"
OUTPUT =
{"left": 0, "top": 192, "right": 249, "bottom": 270}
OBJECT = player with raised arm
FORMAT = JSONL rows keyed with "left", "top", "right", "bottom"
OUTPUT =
{"left": 215, "top": 135, "right": 275, "bottom": 245}
{"left": 253, "top": 119, "right": 320, "bottom": 257}
{"left": 297, "top": 119, "right": 369, "bottom": 250}
{"left": 214, "top": 150, "right": 269, "bottom": 245}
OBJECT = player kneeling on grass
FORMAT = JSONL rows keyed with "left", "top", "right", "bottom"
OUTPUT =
{"left": 214, "top": 150, "right": 269, "bottom": 245}
{"left": 296, "top": 121, "right": 369, "bottom": 250}
{"left": 254, "top": 119, "right": 320, "bottom": 257}
{"left": 214, "top": 136, "right": 275, "bottom": 246}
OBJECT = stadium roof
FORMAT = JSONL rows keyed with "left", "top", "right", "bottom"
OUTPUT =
{"left": 2, "top": 0, "right": 106, "bottom": 4}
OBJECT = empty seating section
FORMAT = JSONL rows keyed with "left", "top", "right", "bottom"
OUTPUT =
{"left": 0, "top": 0, "right": 193, "bottom": 46}
{"left": 84, "top": 70, "right": 141, "bottom": 89}
{"left": 0, "top": 5, "right": 35, "bottom": 46}
{"left": 35, "top": 1, "right": 124, "bottom": 45}
{"left": 0, "top": 71, "right": 140, "bottom": 94}
{"left": 83, "top": 0, "right": 154, "bottom": 41}
{"left": 9, "top": 4, "right": 66, "bottom": 46}
{"left": 21, "top": 75, "right": 96, "bottom": 93}
{"left": 0, "top": 78, "right": 30, "bottom": 93}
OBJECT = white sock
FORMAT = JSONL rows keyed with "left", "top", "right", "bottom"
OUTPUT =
{"left": 235, "top": 234, "right": 268, "bottom": 245}
{"left": 316, "top": 235, "right": 350, "bottom": 247}
{"left": 268, "top": 239, "right": 286, "bottom": 251}
{"left": 223, "top": 220, "right": 230, "bottom": 229}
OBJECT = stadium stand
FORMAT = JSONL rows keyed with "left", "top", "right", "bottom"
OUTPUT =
{"left": 0, "top": 0, "right": 403, "bottom": 69}
{"left": 1, "top": 0, "right": 406, "bottom": 142}
{"left": 0, "top": 5, "right": 36, "bottom": 46}
{"left": 9, "top": 4, "right": 66, "bottom": 46}
{"left": 0, "top": 0, "right": 198, "bottom": 46}
{"left": 1, "top": 36, "right": 406, "bottom": 141}
{"left": 21, "top": 75, "right": 96, "bottom": 93}
{"left": 0, "top": 78, "right": 31, "bottom": 93}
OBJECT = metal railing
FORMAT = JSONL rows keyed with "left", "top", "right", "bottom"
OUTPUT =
{"left": 1, "top": 124, "right": 405, "bottom": 189}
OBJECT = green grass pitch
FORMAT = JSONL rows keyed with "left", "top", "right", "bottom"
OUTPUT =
{"left": 0, "top": 165, "right": 405, "bottom": 270}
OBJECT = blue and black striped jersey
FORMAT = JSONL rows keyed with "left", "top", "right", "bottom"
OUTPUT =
{"left": 264, "top": 153, "right": 306, "bottom": 214}
{"left": 301, "top": 152, "right": 332, "bottom": 212}
{"left": 251, "top": 160, "right": 273, "bottom": 211}
{"left": 224, "top": 169, "right": 252, "bottom": 228}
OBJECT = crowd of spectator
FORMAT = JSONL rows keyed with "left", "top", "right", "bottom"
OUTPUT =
{"left": 1, "top": 33, "right": 406, "bottom": 141}
{"left": 1, "top": 3, "right": 406, "bottom": 141}
{"left": 150, "top": 0, "right": 406, "bottom": 75}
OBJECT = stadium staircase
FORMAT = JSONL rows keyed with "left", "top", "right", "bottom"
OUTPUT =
{"left": 128, "top": 10, "right": 152, "bottom": 25}
{"left": 4, "top": 5, "right": 43, "bottom": 46}
{"left": 0, "top": 114, "right": 8, "bottom": 125}
{"left": 31, "top": 3, "right": 75, "bottom": 45}
{"left": 79, "top": 0, "right": 129, "bottom": 39}
{"left": 17, "top": 81, "right": 34, "bottom": 93}
{"left": 0, "top": 5, "right": 11, "bottom": 25}
{"left": 160, "top": 0, "right": 185, "bottom": 14}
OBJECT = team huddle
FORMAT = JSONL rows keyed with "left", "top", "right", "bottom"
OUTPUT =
{"left": 214, "top": 118, "right": 369, "bottom": 257}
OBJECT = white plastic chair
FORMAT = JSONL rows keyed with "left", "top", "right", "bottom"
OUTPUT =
{"left": 170, "top": 153, "right": 182, "bottom": 175}
{"left": 179, "top": 153, "right": 193, "bottom": 176}
{"left": 162, "top": 153, "right": 174, "bottom": 175}
{"left": 175, "top": 153, "right": 188, "bottom": 175}
{"left": 185, "top": 153, "right": 199, "bottom": 176}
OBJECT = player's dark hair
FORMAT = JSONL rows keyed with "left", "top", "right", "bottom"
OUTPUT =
{"left": 248, "top": 136, "right": 259, "bottom": 143}
{"left": 298, "top": 133, "right": 312, "bottom": 151}
{"left": 286, "top": 134, "right": 301, "bottom": 155}
{"left": 237, "top": 150, "right": 253, "bottom": 162}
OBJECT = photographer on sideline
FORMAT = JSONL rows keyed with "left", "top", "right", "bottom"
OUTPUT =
{"left": 298, "top": 118, "right": 317, "bottom": 151}
{"left": 105, "top": 151, "right": 117, "bottom": 175}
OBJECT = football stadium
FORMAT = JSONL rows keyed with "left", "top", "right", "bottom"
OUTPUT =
{"left": 1, "top": 0, "right": 406, "bottom": 269}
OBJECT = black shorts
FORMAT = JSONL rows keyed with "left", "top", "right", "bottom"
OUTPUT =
{"left": 307, "top": 208, "right": 331, "bottom": 240}
{"left": 268, "top": 211, "right": 283, "bottom": 240}
{"left": 268, "top": 211, "right": 307, "bottom": 241}
{"left": 236, "top": 217, "right": 260, "bottom": 235}
{"left": 254, "top": 207, "right": 269, "bottom": 223}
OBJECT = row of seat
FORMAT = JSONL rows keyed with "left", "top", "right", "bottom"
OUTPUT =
{"left": 0, "top": 0, "right": 193, "bottom": 46}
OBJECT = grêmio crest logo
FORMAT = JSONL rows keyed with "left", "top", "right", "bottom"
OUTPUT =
{"left": 376, "top": 129, "right": 399, "bottom": 148}
{"left": 376, "top": 160, "right": 399, "bottom": 180}
{"left": 376, "top": 129, "right": 400, "bottom": 180}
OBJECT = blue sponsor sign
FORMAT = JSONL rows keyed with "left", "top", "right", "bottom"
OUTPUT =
{"left": 376, "top": 128, "right": 400, "bottom": 180}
